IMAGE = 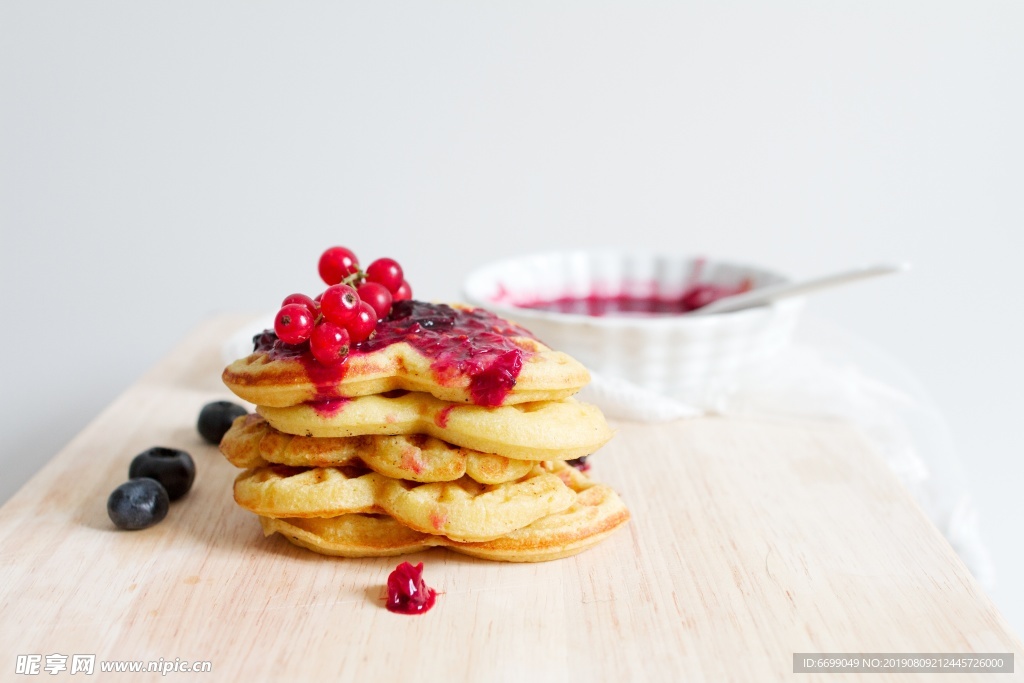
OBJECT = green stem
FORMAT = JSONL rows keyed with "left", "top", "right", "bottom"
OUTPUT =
{"left": 341, "top": 270, "right": 365, "bottom": 287}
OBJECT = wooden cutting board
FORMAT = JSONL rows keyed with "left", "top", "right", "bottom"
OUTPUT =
{"left": 0, "top": 316, "right": 1019, "bottom": 682}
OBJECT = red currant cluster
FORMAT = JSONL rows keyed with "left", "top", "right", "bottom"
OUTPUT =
{"left": 273, "top": 246, "right": 412, "bottom": 365}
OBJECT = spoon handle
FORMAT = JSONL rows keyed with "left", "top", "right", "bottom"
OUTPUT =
{"left": 689, "top": 262, "right": 910, "bottom": 315}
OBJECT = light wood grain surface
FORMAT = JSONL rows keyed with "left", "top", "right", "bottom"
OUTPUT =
{"left": 0, "top": 316, "right": 1020, "bottom": 682}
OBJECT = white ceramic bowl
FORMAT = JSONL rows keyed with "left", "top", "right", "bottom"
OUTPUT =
{"left": 463, "top": 250, "right": 804, "bottom": 407}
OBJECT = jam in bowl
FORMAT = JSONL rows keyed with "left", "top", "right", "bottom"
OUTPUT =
{"left": 463, "top": 250, "right": 803, "bottom": 406}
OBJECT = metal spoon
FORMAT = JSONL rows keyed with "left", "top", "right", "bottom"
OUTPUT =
{"left": 688, "top": 262, "right": 911, "bottom": 315}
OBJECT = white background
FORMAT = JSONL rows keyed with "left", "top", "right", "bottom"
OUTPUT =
{"left": 2, "top": 2, "right": 1022, "bottom": 634}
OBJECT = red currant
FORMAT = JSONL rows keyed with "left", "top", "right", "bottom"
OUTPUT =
{"left": 320, "top": 284, "right": 360, "bottom": 326}
{"left": 318, "top": 246, "right": 359, "bottom": 286}
{"left": 366, "top": 258, "right": 404, "bottom": 294}
{"left": 281, "top": 293, "right": 318, "bottom": 317}
{"left": 357, "top": 281, "right": 393, "bottom": 319}
{"left": 347, "top": 301, "right": 378, "bottom": 342}
{"left": 309, "top": 321, "right": 351, "bottom": 365}
{"left": 393, "top": 280, "right": 413, "bottom": 302}
{"left": 274, "top": 304, "right": 315, "bottom": 344}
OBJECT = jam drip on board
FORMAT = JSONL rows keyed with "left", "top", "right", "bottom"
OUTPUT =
{"left": 253, "top": 300, "right": 536, "bottom": 407}
{"left": 385, "top": 561, "right": 437, "bottom": 615}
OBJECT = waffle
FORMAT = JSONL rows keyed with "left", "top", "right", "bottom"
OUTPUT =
{"left": 257, "top": 393, "right": 613, "bottom": 462}
{"left": 259, "top": 462, "right": 630, "bottom": 562}
{"left": 219, "top": 296, "right": 630, "bottom": 564}
{"left": 234, "top": 464, "right": 576, "bottom": 543}
{"left": 222, "top": 304, "right": 590, "bottom": 408}
{"left": 220, "top": 414, "right": 535, "bottom": 485}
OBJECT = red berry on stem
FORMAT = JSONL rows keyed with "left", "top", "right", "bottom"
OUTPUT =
{"left": 320, "top": 284, "right": 361, "bottom": 326}
{"left": 318, "top": 246, "right": 359, "bottom": 286}
{"left": 281, "top": 293, "right": 318, "bottom": 317}
{"left": 357, "top": 281, "right": 393, "bottom": 319}
{"left": 347, "top": 301, "right": 378, "bottom": 342}
{"left": 274, "top": 304, "right": 315, "bottom": 344}
{"left": 309, "top": 321, "right": 351, "bottom": 365}
{"left": 366, "top": 258, "right": 404, "bottom": 294}
{"left": 393, "top": 280, "right": 413, "bottom": 302}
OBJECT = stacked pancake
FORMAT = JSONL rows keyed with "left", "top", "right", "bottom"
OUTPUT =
{"left": 219, "top": 301, "right": 630, "bottom": 562}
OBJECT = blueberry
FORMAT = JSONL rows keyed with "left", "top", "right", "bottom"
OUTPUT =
{"left": 197, "top": 400, "right": 248, "bottom": 444}
{"left": 107, "top": 478, "right": 170, "bottom": 530}
{"left": 129, "top": 446, "right": 196, "bottom": 500}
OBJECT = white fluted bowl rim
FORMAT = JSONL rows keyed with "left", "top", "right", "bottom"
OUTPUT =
{"left": 462, "top": 250, "right": 805, "bottom": 406}
{"left": 463, "top": 250, "right": 801, "bottom": 327}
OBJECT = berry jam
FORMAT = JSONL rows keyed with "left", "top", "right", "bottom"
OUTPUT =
{"left": 385, "top": 561, "right": 437, "bottom": 615}
{"left": 434, "top": 405, "right": 456, "bottom": 428}
{"left": 254, "top": 301, "right": 536, "bottom": 407}
{"left": 310, "top": 397, "right": 350, "bottom": 417}
{"left": 517, "top": 281, "right": 752, "bottom": 316}
{"left": 567, "top": 456, "right": 591, "bottom": 472}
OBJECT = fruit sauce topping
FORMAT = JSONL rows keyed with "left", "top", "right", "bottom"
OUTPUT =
{"left": 309, "top": 396, "right": 350, "bottom": 418}
{"left": 260, "top": 247, "right": 536, "bottom": 406}
{"left": 519, "top": 280, "right": 753, "bottom": 316}
{"left": 567, "top": 456, "right": 591, "bottom": 472}
{"left": 385, "top": 561, "right": 437, "bottom": 615}
{"left": 255, "top": 300, "right": 537, "bottom": 407}
{"left": 360, "top": 300, "right": 535, "bottom": 406}
{"left": 435, "top": 404, "right": 457, "bottom": 428}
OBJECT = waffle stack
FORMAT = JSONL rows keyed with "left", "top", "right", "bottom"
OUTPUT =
{"left": 220, "top": 302, "right": 630, "bottom": 562}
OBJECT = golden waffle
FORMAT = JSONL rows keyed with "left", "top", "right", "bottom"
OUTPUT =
{"left": 234, "top": 464, "right": 576, "bottom": 543}
{"left": 219, "top": 413, "right": 266, "bottom": 468}
{"left": 222, "top": 305, "right": 590, "bottom": 408}
{"left": 258, "top": 463, "right": 630, "bottom": 562}
{"left": 220, "top": 414, "right": 534, "bottom": 485}
{"left": 257, "top": 393, "right": 613, "bottom": 461}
